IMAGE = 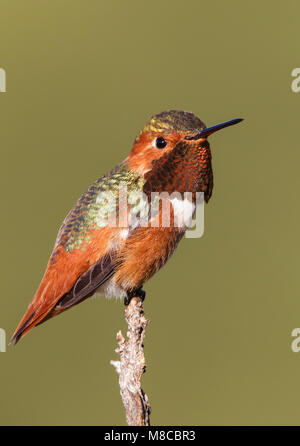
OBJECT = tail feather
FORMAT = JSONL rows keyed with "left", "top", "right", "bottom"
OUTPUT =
{"left": 9, "top": 303, "right": 55, "bottom": 345}
{"left": 9, "top": 265, "right": 65, "bottom": 344}
{"left": 9, "top": 312, "right": 36, "bottom": 345}
{"left": 10, "top": 251, "right": 115, "bottom": 344}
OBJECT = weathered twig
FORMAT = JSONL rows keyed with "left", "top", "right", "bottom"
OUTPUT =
{"left": 111, "top": 297, "right": 151, "bottom": 426}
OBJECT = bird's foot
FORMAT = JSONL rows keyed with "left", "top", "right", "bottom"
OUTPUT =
{"left": 124, "top": 287, "right": 146, "bottom": 306}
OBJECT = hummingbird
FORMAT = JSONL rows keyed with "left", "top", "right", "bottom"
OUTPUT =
{"left": 10, "top": 110, "right": 243, "bottom": 344}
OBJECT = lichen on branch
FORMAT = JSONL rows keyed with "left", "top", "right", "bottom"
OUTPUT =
{"left": 111, "top": 297, "right": 151, "bottom": 426}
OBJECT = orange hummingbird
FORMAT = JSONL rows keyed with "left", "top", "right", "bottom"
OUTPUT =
{"left": 10, "top": 110, "right": 243, "bottom": 344}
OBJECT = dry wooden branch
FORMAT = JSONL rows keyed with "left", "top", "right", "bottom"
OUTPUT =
{"left": 111, "top": 297, "right": 151, "bottom": 426}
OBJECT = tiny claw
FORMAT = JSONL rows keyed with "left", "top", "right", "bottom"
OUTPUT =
{"left": 124, "top": 295, "right": 131, "bottom": 306}
{"left": 124, "top": 287, "right": 146, "bottom": 306}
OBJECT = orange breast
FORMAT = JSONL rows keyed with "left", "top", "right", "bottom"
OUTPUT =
{"left": 114, "top": 225, "right": 184, "bottom": 290}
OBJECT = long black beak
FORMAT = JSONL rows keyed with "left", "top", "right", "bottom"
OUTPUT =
{"left": 186, "top": 118, "right": 243, "bottom": 140}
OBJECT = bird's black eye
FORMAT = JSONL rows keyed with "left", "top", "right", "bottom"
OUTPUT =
{"left": 155, "top": 137, "right": 167, "bottom": 149}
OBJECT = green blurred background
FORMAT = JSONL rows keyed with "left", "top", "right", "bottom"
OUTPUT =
{"left": 1, "top": 0, "right": 300, "bottom": 426}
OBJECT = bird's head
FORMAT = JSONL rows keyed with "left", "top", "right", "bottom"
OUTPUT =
{"left": 128, "top": 110, "right": 242, "bottom": 178}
